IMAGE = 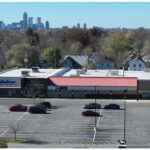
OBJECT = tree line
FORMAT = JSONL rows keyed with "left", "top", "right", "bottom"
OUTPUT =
{"left": 0, "top": 27, "right": 150, "bottom": 69}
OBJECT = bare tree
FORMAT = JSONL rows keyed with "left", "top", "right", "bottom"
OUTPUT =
{"left": 9, "top": 122, "right": 22, "bottom": 141}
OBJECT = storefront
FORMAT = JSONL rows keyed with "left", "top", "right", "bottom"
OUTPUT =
{"left": 0, "top": 77, "right": 21, "bottom": 97}
{"left": 47, "top": 77, "right": 138, "bottom": 98}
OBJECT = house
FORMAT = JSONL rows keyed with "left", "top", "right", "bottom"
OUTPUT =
{"left": 97, "top": 58, "right": 114, "bottom": 70}
{"left": 128, "top": 57, "right": 145, "bottom": 71}
{"left": 63, "top": 55, "right": 88, "bottom": 69}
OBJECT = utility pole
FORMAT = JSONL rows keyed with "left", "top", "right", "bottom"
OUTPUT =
{"left": 54, "top": 49, "right": 56, "bottom": 68}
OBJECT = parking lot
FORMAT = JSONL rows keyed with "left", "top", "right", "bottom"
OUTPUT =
{"left": 0, "top": 98, "right": 150, "bottom": 148}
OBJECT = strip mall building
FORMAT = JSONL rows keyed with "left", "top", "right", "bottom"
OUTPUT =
{"left": 0, "top": 68, "right": 150, "bottom": 99}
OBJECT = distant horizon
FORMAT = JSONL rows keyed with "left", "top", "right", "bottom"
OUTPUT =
{"left": 1, "top": 2, "right": 150, "bottom": 28}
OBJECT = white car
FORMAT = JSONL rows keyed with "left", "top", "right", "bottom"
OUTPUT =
{"left": 118, "top": 139, "right": 127, "bottom": 148}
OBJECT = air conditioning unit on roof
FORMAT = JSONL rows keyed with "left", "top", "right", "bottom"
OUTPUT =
{"left": 111, "top": 70, "right": 119, "bottom": 75}
{"left": 21, "top": 71, "right": 30, "bottom": 76}
{"left": 144, "top": 68, "right": 150, "bottom": 72}
{"left": 70, "top": 74, "right": 80, "bottom": 77}
{"left": 76, "top": 69, "right": 86, "bottom": 75}
{"left": 32, "top": 67, "right": 39, "bottom": 72}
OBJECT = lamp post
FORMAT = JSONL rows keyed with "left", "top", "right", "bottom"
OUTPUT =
{"left": 94, "top": 86, "right": 97, "bottom": 131}
{"left": 124, "top": 89, "right": 127, "bottom": 141}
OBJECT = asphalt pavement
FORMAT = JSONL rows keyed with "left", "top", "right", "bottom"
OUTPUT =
{"left": 0, "top": 98, "right": 149, "bottom": 148}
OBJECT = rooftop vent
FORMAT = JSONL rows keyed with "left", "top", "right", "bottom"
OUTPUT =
{"left": 32, "top": 67, "right": 39, "bottom": 72}
{"left": 111, "top": 70, "right": 119, "bottom": 75}
{"left": 21, "top": 71, "right": 29, "bottom": 76}
{"left": 76, "top": 69, "right": 86, "bottom": 75}
{"left": 144, "top": 68, "right": 150, "bottom": 72}
{"left": 70, "top": 74, "right": 80, "bottom": 77}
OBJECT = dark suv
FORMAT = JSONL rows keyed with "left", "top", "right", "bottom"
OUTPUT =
{"left": 83, "top": 103, "right": 101, "bottom": 109}
{"left": 104, "top": 104, "right": 120, "bottom": 109}
{"left": 38, "top": 102, "right": 51, "bottom": 108}
{"left": 29, "top": 106, "right": 46, "bottom": 114}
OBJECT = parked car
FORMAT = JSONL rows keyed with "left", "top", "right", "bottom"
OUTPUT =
{"left": 29, "top": 106, "right": 46, "bottom": 114}
{"left": 38, "top": 102, "right": 51, "bottom": 108}
{"left": 81, "top": 110, "right": 100, "bottom": 116}
{"left": 36, "top": 104, "right": 47, "bottom": 109}
{"left": 83, "top": 103, "right": 101, "bottom": 109}
{"left": 118, "top": 139, "right": 126, "bottom": 148}
{"left": 9, "top": 104, "right": 28, "bottom": 112}
{"left": 104, "top": 104, "right": 120, "bottom": 109}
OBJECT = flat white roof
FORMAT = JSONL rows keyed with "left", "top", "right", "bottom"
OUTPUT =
{"left": 0, "top": 68, "right": 63, "bottom": 78}
{"left": 63, "top": 69, "right": 150, "bottom": 80}
{"left": 1, "top": 68, "right": 150, "bottom": 80}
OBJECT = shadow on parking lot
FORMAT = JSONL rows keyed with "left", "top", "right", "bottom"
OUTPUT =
{"left": 97, "top": 128, "right": 121, "bottom": 133}
{"left": 51, "top": 106, "right": 58, "bottom": 109}
{"left": 46, "top": 112, "right": 51, "bottom": 114}
{"left": 25, "top": 140, "right": 50, "bottom": 145}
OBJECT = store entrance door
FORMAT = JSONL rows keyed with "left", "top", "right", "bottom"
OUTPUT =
{"left": 8, "top": 90, "right": 12, "bottom": 97}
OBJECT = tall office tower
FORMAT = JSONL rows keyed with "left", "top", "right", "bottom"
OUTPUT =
{"left": 77, "top": 23, "right": 80, "bottom": 29}
{"left": 36, "top": 17, "right": 41, "bottom": 25}
{"left": 45, "top": 21, "right": 49, "bottom": 29}
{"left": 83, "top": 23, "right": 86, "bottom": 30}
{"left": 0, "top": 21, "right": 5, "bottom": 29}
{"left": 23, "top": 12, "right": 28, "bottom": 29}
{"left": 28, "top": 17, "right": 33, "bottom": 28}
{"left": 20, "top": 20, "right": 24, "bottom": 30}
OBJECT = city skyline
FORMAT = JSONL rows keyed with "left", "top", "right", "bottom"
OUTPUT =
{"left": 1, "top": 2, "right": 150, "bottom": 28}
{"left": 0, "top": 11, "right": 50, "bottom": 30}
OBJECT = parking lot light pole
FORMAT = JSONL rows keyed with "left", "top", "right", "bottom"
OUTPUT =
{"left": 94, "top": 86, "right": 97, "bottom": 131}
{"left": 124, "top": 90, "right": 127, "bottom": 141}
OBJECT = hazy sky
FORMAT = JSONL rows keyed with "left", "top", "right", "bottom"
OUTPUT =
{"left": 1, "top": 2, "right": 150, "bottom": 28}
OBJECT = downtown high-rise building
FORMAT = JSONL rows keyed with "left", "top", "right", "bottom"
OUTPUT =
{"left": 77, "top": 23, "right": 80, "bottom": 29}
{"left": 83, "top": 23, "right": 86, "bottom": 30}
{"left": 45, "top": 21, "right": 49, "bottom": 29}
{"left": 23, "top": 12, "right": 28, "bottom": 29}
{"left": 28, "top": 17, "right": 33, "bottom": 28}
{"left": 36, "top": 17, "right": 41, "bottom": 25}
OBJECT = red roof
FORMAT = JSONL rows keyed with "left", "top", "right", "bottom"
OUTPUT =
{"left": 49, "top": 77, "right": 137, "bottom": 87}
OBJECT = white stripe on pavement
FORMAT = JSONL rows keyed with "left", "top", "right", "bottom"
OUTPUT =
{"left": 92, "top": 109, "right": 103, "bottom": 143}
{"left": 0, "top": 112, "right": 28, "bottom": 137}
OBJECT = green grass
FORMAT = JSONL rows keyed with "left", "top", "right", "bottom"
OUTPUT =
{"left": 7, "top": 139, "right": 25, "bottom": 143}
{"left": 0, "top": 138, "right": 8, "bottom": 148}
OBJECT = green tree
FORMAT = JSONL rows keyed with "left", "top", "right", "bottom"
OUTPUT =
{"left": 6, "top": 43, "right": 40, "bottom": 68}
{"left": 42, "top": 47, "right": 61, "bottom": 68}
{"left": 104, "top": 31, "right": 131, "bottom": 68}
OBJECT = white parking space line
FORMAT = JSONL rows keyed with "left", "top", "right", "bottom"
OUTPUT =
{"left": 0, "top": 128, "right": 9, "bottom": 137}
{"left": 92, "top": 109, "right": 103, "bottom": 142}
{"left": 15, "top": 112, "right": 28, "bottom": 123}
{"left": 0, "top": 112, "right": 28, "bottom": 137}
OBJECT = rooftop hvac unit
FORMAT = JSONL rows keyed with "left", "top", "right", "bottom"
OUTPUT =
{"left": 76, "top": 69, "right": 86, "bottom": 75}
{"left": 80, "top": 70, "right": 86, "bottom": 74}
{"left": 32, "top": 67, "right": 39, "bottom": 72}
{"left": 144, "top": 68, "right": 150, "bottom": 72}
{"left": 21, "top": 71, "right": 29, "bottom": 76}
{"left": 70, "top": 74, "right": 80, "bottom": 77}
{"left": 111, "top": 70, "right": 119, "bottom": 75}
